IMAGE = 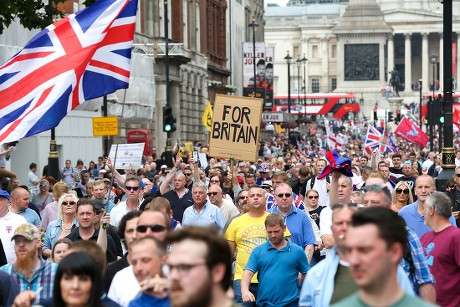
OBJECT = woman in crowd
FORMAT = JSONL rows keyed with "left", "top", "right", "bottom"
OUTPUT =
{"left": 391, "top": 181, "right": 414, "bottom": 212}
{"left": 42, "top": 193, "right": 79, "bottom": 258}
{"left": 40, "top": 182, "right": 70, "bottom": 230}
{"left": 50, "top": 238, "right": 73, "bottom": 264}
{"left": 208, "top": 174, "right": 234, "bottom": 202}
{"left": 305, "top": 189, "right": 324, "bottom": 266}
{"left": 31, "top": 179, "right": 54, "bottom": 212}
{"left": 53, "top": 252, "right": 106, "bottom": 307}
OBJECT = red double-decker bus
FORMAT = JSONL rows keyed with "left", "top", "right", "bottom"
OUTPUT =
{"left": 420, "top": 92, "right": 460, "bottom": 122}
{"left": 272, "top": 93, "right": 360, "bottom": 120}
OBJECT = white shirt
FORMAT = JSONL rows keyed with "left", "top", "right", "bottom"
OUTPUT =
{"left": 110, "top": 201, "right": 130, "bottom": 228}
{"left": 108, "top": 265, "right": 140, "bottom": 307}
{"left": 0, "top": 210, "right": 27, "bottom": 263}
{"left": 319, "top": 206, "right": 333, "bottom": 257}
{"left": 307, "top": 177, "right": 330, "bottom": 207}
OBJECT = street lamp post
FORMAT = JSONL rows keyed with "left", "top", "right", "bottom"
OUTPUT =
{"left": 296, "top": 58, "right": 301, "bottom": 117}
{"left": 431, "top": 53, "right": 437, "bottom": 99}
{"left": 249, "top": 16, "right": 259, "bottom": 97}
{"left": 284, "top": 51, "right": 292, "bottom": 139}
{"left": 300, "top": 54, "right": 308, "bottom": 119}
{"left": 419, "top": 79, "right": 422, "bottom": 128}
{"left": 430, "top": 53, "right": 438, "bottom": 152}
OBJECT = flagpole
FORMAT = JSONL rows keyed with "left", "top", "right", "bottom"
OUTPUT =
{"left": 47, "top": 0, "right": 59, "bottom": 180}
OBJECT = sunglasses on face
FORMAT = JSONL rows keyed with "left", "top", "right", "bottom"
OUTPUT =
{"left": 276, "top": 193, "right": 292, "bottom": 198}
{"left": 207, "top": 192, "right": 219, "bottom": 196}
{"left": 126, "top": 186, "right": 140, "bottom": 191}
{"left": 308, "top": 195, "right": 319, "bottom": 199}
{"left": 40, "top": 183, "right": 48, "bottom": 187}
{"left": 456, "top": 174, "right": 460, "bottom": 177}
{"left": 331, "top": 203, "right": 358, "bottom": 211}
{"left": 62, "top": 201, "right": 76, "bottom": 206}
{"left": 183, "top": 173, "right": 192, "bottom": 177}
{"left": 136, "top": 224, "right": 168, "bottom": 233}
{"left": 395, "top": 188, "right": 410, "bottom": 195}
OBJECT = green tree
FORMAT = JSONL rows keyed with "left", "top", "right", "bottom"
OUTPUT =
{"left": 0, "top": 0, "right": 68, "bottom": 34}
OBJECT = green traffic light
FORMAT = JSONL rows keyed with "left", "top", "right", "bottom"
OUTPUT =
{"left": 164, "top": 124, "right": 172, "bottom": 132}
{"left": 440, "top": 116, "right": 445, "bottom": 124}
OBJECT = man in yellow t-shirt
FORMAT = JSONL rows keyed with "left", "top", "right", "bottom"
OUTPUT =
{"left": 225, "top": 186, "right": 290, "bottom": 307}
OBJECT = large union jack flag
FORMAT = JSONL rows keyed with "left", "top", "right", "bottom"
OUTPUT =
{"left": 364, "top": 124, "right": 397, "bottom": 155}
{"left": 0, "top": 0, "right": 138, "bottom": 144}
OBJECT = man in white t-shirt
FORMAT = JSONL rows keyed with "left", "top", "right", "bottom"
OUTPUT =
{"left": 0, "top": 190, "right": 27, "bottom": 264}
{"left": 27, "top": 163, "right": 41, "bottom": 191}
{"left": 306, "top": 159, "right": 330, "bottom": 207}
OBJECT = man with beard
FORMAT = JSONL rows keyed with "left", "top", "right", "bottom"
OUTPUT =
{"left": 241, "top": 214, "right": 309, "bottom": 306}
{"left": 166, "top": 226, "right": 234, "bottom": 307}
{"left": 0, "top": 223, "right": 57, "bottom": 302}
{"left": 128, "top": 236, "right": 170, "bottom": 306}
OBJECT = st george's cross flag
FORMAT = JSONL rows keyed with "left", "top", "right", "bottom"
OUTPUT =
{"left": 0, "top": 0, "right": 138, "bottom": 144}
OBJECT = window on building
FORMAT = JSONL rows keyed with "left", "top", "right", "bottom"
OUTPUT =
{"left": 332, "top": 78, "right": 337, "bottom": 91}
{"left": 331, "top": 45, "right": 337, "bottom": 58}
{"left": 312, "top": 79, "right": 320, "bottom": 93}
{"left": 312, "top": 45, "right": 318, "bottom": 58}
{"left": 293, "top": 46, "right": 299, "bottom": 58}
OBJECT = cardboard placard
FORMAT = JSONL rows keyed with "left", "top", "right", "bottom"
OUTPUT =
{"left": 209, "top": 95, "right": 262, "bottom": 162}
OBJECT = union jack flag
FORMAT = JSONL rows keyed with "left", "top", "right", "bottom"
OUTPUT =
{"left": 364, "top": 124, "right": 397, "bottom": 155}
{"left": 0, "top": 0, "right": 138, "bottom": 144}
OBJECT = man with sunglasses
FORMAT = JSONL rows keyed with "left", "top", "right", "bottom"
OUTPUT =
{"left": 208, "top": 185, "right": 239, "bottom": 223}
{"left": 268, "top": 183, "right": 316, "bottom": 263}
{"left": 108, "top": 209, "right": 171, "bottom": 306}
{"left": 110, "top": 177, "right": 142, "bottom": 228}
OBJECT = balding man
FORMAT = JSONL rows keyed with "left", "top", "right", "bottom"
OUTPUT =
{"left": 9, "top": 188, "right": 40, "bottom": 227}
{"left": 162, "top": 172, "right": 193, "bottom": 223}
{"left": 207, "top": 185, "right": 239, "bottom": 223}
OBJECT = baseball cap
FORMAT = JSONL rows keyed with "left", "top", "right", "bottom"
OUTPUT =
{"left": 258, "top": 163, "right": 270, "bottom": 173}
{"left": 12, "top": 223, "right": 41, "bottom": 241}
{"left": 261, "top": 180, "right": 273, "bottom": 190}
{"left": 237, "top": 177, "right": 244, "bottom": 184}
{"left": 0, "top": 189, "right": 10, "bottom": 201}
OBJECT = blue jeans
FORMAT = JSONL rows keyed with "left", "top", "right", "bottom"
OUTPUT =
{"left": 233, "top": 279, "right": 258, "bottom": 307}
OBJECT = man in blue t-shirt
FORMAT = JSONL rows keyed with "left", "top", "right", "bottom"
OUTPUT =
{"left": 241, "top": 213, "right": 310, "bottom": 307}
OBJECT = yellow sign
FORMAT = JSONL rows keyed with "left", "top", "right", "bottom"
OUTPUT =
{"left": 209, "top": 95, "right": 262, "bottom": 162}
{"left": 92, "top": 116, "right": 119, "bottom": 136}
{"left": 201, "top": 100, "right": 213, "bottom": 132}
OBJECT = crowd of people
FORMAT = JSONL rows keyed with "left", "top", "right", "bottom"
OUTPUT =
{"left": 0, "top": 128, "right": 459, "bottom": 306}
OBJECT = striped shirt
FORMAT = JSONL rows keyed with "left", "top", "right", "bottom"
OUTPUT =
{"left": 0, "top": 259, "right": 57, "bottom": 302}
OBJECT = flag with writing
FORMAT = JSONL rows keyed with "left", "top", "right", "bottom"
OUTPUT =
{"left": 201, "top": 100, "right": 213, "bottom": 132}
{"left": 0, "top": 0, "right": 138, "bottom": 144}
{"left": 394, "top": 117, "right": 429, "bottom": 148}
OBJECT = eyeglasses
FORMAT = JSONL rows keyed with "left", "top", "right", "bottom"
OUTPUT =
{"left": 240, "top": 195, "right": 248, "bottom": 199}
{"left": 395, "top": 188, "right": 410, "bottom": 195}
{"left": 308, "top": 195, "right": 319, "bottom": 199}
{"left": 183, "top": 173, "right": 192, "bottom": 177}
{"left": 136, "top": 224, "right": 168, "bottom": 233}
{"left": 125, "top": 186, "right": 140, "bottom": 191}
{"left": 331, "top": 203, "right": 358, "bottom": 211}
{"left": 166, "top": 263, "right": 207, "bottom": 275}
{"left": 207, "top": 192, "right": 219, "bottom": 196}
{"left": 276, "top": 193, "right": 292, "bottom": 198}
{"left": 455, "top": 174, "right": 460, "bottom": 177}
{"left": 40, "top": 183, "right": 48, "bottom": 187}
{"left": 210, "top": 180, "right": 220, "bottom": 184}
{"left": 62, "top": 201, "right": 76, "bottom": 206}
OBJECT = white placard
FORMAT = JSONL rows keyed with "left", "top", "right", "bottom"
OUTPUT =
{"left": 199, "top": 153, "right": 208, "bottom": 169}
{"left": 109, "top": 143, "right": 145, "bottom": 169}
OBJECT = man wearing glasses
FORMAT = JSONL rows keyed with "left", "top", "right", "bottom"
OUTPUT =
{"left": 110, "top": 177, "right": 142, "bottom": 228}
{"left": 108, "top": 208, "right": 171, "bottom": 306}
{"left": 268, "top": 183, "right": 316, "bottom": 263}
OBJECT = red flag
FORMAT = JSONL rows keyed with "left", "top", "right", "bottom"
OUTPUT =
{"left": 394, "top": 117, "right": 428, "bottom": 148}
{"left": 453, "top": 106, "right": 460, "bottom": 129}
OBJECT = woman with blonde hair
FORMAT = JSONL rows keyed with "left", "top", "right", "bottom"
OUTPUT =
{"left": 391, "top": 181, "right": 414, "bottom": 212}
{"left": 42, "top": 193, "right": 79, "bottom": 258}
{"left": 40, "top": 181, "right": 70, "bottom": 230}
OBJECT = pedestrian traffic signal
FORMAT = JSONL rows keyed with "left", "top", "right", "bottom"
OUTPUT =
{"left": 387, "top": 111, "right": 394, "bottom": 122}
{"left": 163, "top": 106, "right": 176, "bottom": 133}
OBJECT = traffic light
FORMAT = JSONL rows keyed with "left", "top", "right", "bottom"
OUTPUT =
{"left": 163, "top": 106, "right": 176, "bottom": 133}
{"left": 395, "top": 110, "right": 401, "bottom": 124}
{"left": 373, "top": 108, "right": 377, "bottom": 121}
{"left": 387, "top": 111, "right": 394, "bottom": 122}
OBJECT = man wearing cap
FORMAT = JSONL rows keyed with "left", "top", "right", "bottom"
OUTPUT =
{"left": 9, "top": 187, "right": 40, "bottom": 227}
{"left": 0, "top": 223, "right": 57, "bottom": 302}
{"left": 256, "top": 163, "right": 271, "bottom": 186}
{"left": 0, "top": 190, "right": 27, "bottom": 264}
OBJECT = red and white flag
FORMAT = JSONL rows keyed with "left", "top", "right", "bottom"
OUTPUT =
{"left": 394, "top": 117, "right": 428, "bottom": 148}
{"left": 324, "top": 119, "right": 345, "bottom": 150}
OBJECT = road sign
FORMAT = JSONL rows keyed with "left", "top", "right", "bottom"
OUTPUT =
{"left": 92, "top": 116, "right": 119, "bottom": 136}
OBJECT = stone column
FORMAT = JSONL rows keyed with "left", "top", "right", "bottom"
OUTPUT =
{"left": 404, "top": 33, "right": 412, "bottom": 93}
{"left": 387, "top": 34, "right": 394, "bottom": 76}
{"left": 321, "top": 36, "right": 329, "bottom": 91}
{"left": 422, "top": 32, "right": 429, "bottom": 92}
{"left": 439, "top": 33, "right": 443, "bottom": 91}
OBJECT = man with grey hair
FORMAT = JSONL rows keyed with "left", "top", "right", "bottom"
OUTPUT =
{"left": 421, "top": 192, "right": 460, "bottom": 307}
{"left": 182, "top": 182, "right": 224, "bottom": 230}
